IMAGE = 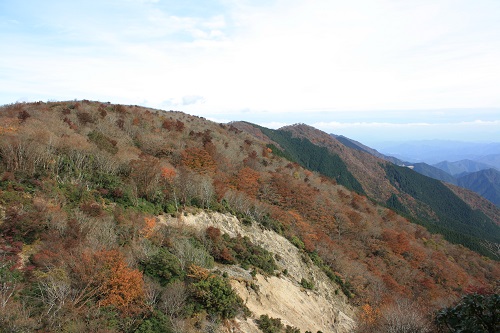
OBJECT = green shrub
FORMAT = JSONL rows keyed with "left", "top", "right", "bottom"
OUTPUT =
{"left": 290, "top": 236, "right": 305, "bottom": 250}
{"left": 259, "top": 215, "right": 285, "bottom": 234}
{"left": 241, "top": 217, "right": 252, "bottom": 226}
{"left": 134, "top": 198, "right": 163, "bottom": 214}
{"left": 307, "top": 251, "right": 354, "bottom": 299}
{"left": 285, "top": 325, "right": 301, "bottom": 333}
{"left": 308, "top": 251, "right": 323, "bottom": 266}
{"left": 165, "top": 202, "right": 177, "bottom": 214}
{"left": 206, "top": 230, "right": 277, "bottom": 274}
{"left": 173, "top": 238, "right": 215, "bottom": 269}
{"left": 190, "top": 274, "right": 244, "bottom": 319}
{"left": 258, "top": 314, "right": 283, "bottom": 333}
{"left": 435, "top": 293, "right": 500, "bottom": 332}
{"left": 141, "top": 248, "right": 184, "bottom": 285}
{"left": 88, "top": 171, "right": 123, "bottom": 191}
{"left": 300, "top": 278, "right": 314, "bottom": 290}
{"left": 135, "top": 311, "right": 173, "bottom": 333}
{"left": 88, "top": 130, "right": 118, "bottom": 155}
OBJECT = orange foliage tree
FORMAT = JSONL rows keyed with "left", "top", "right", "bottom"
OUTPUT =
{"left": 180, "top": 147, "right": 216, "bottom": 175}
{"left": 75, "top": 249, "right": 144, "bottom": 314}
{"left": 160, "top": 166, "right": 176, "bottom": 182}
{"left": 235, "top": 167, "right": 260, "bottom": 197}
{"left": 140, "top": 217, "right": 157, "bottom": 239}
{"left": 359, "top": 303, "right": 381, "bottom": 326}
{"left": 382, "top": 229, "right": 410, "bottom": 256}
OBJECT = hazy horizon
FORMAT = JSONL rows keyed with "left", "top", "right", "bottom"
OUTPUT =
{"left": 1, "top": 0, "right": 499, "bottom": 145}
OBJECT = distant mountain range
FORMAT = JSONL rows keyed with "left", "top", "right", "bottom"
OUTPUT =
{"left": 373, "top": 140, "right": 500, "bottom": 167}
{"left": 433, "top": 159, "right": 495, "bottom": 176}
{"left": 336, "top": 136, "right": 500, "bottom": 206}
{"left": 416, "top": 163, "right": 500, "bottom": 206}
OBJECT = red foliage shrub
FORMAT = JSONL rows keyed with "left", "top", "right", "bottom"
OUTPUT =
{"left": 219, "top": 247, "right": 236, "bottom": 263}
{"left": 17, "top": 110, "right": 31, "bottom": 122}
{"left": 77, "top": 249, "right": 145, "bottom": 314}
{"left": 80, "top": 202, "right": 103, "bottom": 217}
{"left": 76, "top": 111, "right": 94, "bottom": 125}
{"left": 116, "top": 118, "right": 125, "bottom": 130}
{"left": 206, "top": 226, "right": 222, "bottom": 243}
{"left": 114, "top": 104, "right": 126, "bottom": 114}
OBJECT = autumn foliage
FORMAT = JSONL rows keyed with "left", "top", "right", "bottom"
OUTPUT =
{"left": 94, "top": 249, "right": 145, "bottom": 313}
{"left": 180, "top": 147, "right": 216, "bottom": 174}
{"left": 0, "top": 101, "right": 499, "bottom": 332}
{"left": 160, "top": 166, "right": 176, "bottom": 182}
{"left": 235, "top": 166, "right": 260, "bottom": 197}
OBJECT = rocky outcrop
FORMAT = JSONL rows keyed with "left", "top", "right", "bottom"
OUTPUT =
{"left": 160, "top": 211, "right": 356, "bottom": 333}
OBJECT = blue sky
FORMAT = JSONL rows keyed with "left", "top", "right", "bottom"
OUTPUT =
{"left": 1, "top": 0, "right": 499, "bottom": 145}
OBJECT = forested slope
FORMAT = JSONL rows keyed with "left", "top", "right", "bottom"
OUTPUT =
{"left": 0, "top": 101, "right": 499, "bottom": 333}
{"left": 243, "top": 123, "right": 500, "bottom": 258}
{"left": 457, "top": 168, "right": 500, "bottom": 206}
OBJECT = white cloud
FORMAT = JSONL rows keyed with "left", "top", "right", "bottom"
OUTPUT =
{"left": 1, "top": 0, "right": 499, "bottom": 143}
{"left": 260, "top": 122, "right": 291, "bottom": 129}
{"left": 314, "top": 119, "right": 500, "bottom": 130}
{"left": 314, "top": 122, "right": 433, "bottom": 130}
{"left": 182, "top": 95, "right": 205, "bottom": 106}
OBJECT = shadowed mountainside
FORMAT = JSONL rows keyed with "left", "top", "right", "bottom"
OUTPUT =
{"left": 235, "top": 123, "right": 500, "bottom": 256}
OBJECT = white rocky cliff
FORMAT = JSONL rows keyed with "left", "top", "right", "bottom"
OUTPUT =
{"left": 160, "top": 211, "right": 357, "bottom": 333}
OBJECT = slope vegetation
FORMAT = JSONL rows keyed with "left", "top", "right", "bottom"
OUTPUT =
{"left": 409, "top": 163, "right": 457, "bottom": 185}
{"left": 0, "top": 101, "right": 499, "bottom": 333}
{"left": 410, "top": 162, "right": 500, "bottom": 207}
{"left": 383, "top": 164, "right": 500, "bottom": 252}
{"left": 169, "top": 211, "right": 356, "bottom": 333}
{"left": 457, "top": 168, "right": 500, "bottom": 206}
{"left": 241, "top": 123, "right": 500, "bottom": 257}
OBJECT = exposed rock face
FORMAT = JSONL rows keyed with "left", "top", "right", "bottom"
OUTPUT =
{"left": 161, "top": 211, "right": 357, "bottom": 333}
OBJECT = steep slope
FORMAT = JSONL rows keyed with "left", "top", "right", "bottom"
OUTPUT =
{"left": 250, "top": 124, "right": 365, "bottom": 194}
{"left": 0, "top": 101, "right": 499, "bottom": 333}
{"left": 457, "top": 168, "right": 500, "bottom": 206}
{"left": 332, "top": 134, "right": 405, "bottom": 165}
{"left": 408, "top": 162, "right": 457, "bottom": 185}
{"left": 238, "top": 123, "right": 500, "bottom": 257}
{"left": 166, "top": 211, "right": 356, "bottom": 333}
{"left": 232, "top": 122, "right": 397, "bottom": 201}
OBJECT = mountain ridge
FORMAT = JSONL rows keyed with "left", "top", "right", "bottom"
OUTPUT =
{"left": 242, "top": 123, "right": 500, "bottom": 254}
{"left": 0, "top": 100, "right": 499, "bottom": 333}
{"left": 457, "top": 168, "right": 500, "bottom": 206}
{"left": 433, "top": 159, "right": 496, "bottom": 176}
{"left": 335, "top": 132, "right": 500, "bottom": 208}
{"left": 374, "top": 140, "right": 500, "bottom": 164}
